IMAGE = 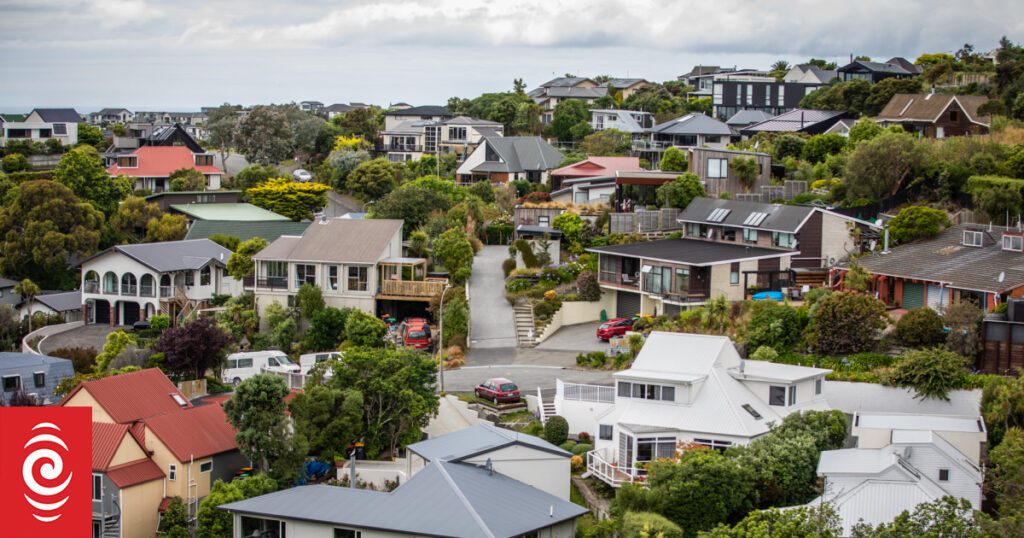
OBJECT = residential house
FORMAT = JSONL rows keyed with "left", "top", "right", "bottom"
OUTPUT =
{"left": 711, "top": 80, "right": 826, "bottom": 121}
{"left": 104, "top": 123, "right": 206, "bottom": 164}
{"left": 725, "top": 109, "right": 773, "bottom": 132}
{"left": 687, "top": 147, "right": 772, "bottom": 198}
{"left": 79, "top": 239, "right": 241, "bottom": 326}
{"left": 740, "top": 109, "right": 850, "bottom": 137}
{"left": 379, "top": 105, "right": 454, "bottom": 162}
{"left": 823, "top": 118, "right": 857, "bottom": 137}
{"left": 597, "top": 78, "right": 651, "bottom": 98}
{"left": 133, "top": 111, "right": 207, "bottom": 126}
{"left": 167, "top": 203, "right": 290, "bottom": 226}
{"left": 550, "top": 155, "right": 643, "bottom": 196}
{"left": 837, "top": 58, "right": 918, "bottom": 83}
{"left": 218, "top": 459, "right": 586, "bottom": 538}
{"left": 811, "top": 412, "right": 984, "bottom": 535}
{"left": 0, "top": 276, "right": 18, "bottom": 308}
{"left": 389, "top": 102, "right": 412, "bottom": 110}
{"left": 22, "top": 290, "right": 83, "bottom": 322}
{"left": 589, "top": 108, "right": 654, "bottom": 135}
{"left": 144, "top": 190, "right": 241, "bottom": 212}
{"left": 437, "top": 115, "right": 504, "bottom": 163}
{"left": 560, "top": 332, "right": 830, "bottom": 487}
{"left": 783, "top": 64, "right": 838, "bottom": 84}
{"left": 299, "top": 101, "right": 324, "bottom": 113}
{"left": 250, "top": 217, "right": 446, "bottom": 322}
{"left": 0, "top": 108, "right": 80, "bottom": 146}
{"left": 677, "top": 198, "right": 880, "bottom": 277}
{"left": 455, "top": 136, "right": 564, "bottom": 185}
{"left": 528, "top": 77, "right": 604, "bottom": 123}
{"left": 62, "top": 369, "right": 242, "bottom": 538}
{"left": 107, "top": 145, "right": 224, "bottom": 193}
{"left": 633, "top": 113, "right": 732, "bottom": 166}
{"left": 185, "top": 220, "right": 312, "bottom": 244}
{"left": 587, "top": 237, "right": 796, "bottom": 316}
{"left": 0, "top": 352, "right": 74, "bottom": 405}
{"left": 325, "top": 103, "right": 355, "bottom": 119}
{"left": 873, "top": 93, "right": 992, "bottom": 138}
{"left": 680, "top": 67, "right": 767, "bottom": 100}
{"left": 90, "top": 108, "right": 134, "bottom": 125}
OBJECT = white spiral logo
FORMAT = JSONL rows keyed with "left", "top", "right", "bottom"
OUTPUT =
{"left": 22, "top": 422, "right": 73, "bottom": 523}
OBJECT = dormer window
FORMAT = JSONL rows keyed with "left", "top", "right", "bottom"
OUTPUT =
{"left": 963, "top": 230, "right": 983, "bottom": 247}
{"left": 194, "top": 154, "right": 214, "bottom": 166}
{"left": 1003, "top": 233, "right": 1022, "bottom": 252}
{"left": 117, "top": 155, "right": 138, "bottom": 168}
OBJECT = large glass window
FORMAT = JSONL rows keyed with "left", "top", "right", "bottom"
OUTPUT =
{"left": 769, "top": 386, "right": 786, "bottom": 406}
{"left": 637, "top": 436, "right": 677, "bottom": 462}
{"left": 743, "top": 228, "right": 758, "bottom": 243}
{"left": 772, "top": 232, "right": 795, "bottom": 248}
{"left": 296, "top": 264, "right": 316, "bottom": 288}
{"left": 347, "top": 266, "right": 367, "bottom": 291}
{"left": 599, "top": 424, "right": 613, "bottom": 440}
{"left": 200, "top": 266, "right": 211, "bottom": 286}
{"left": 328, "top": 266, "right": 339, "bottom": 291}
{"left": 730, "top": 262, "right": 740, "bottom": 285}
{"left": 675, "top": 268, "right": 690, "bottom": 294}
{"left": 707, "top": 158, "right": 728, "bottom": 179}
{"left": 600, "top": 255, "right": 617, "bottom": 283}
{"left": 265, "top": 261, "right": 288, "bottom": 278}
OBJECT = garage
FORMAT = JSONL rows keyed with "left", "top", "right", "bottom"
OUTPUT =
{"left": 902, "top": 282, "right": 925, "bottom": 309}
{"left": 122, "top": 302, "right": 140, "bottom": 326}
{"left": 616, "top": 291, "right": 641, "bottom": 319}
{"left": 926, "top": 284, "right": 947, "bottom": 309}
{"left": 663, "top": 303, "right": 682, "bottom": 317}
{"left": 93, "top": 299, "right": 110, "bottom": 325}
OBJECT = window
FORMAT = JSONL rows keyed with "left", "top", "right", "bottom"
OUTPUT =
{"left": 643, "top": 266, "right": 668, "bottom": 295}
{"left": 742, "top": 404, "right": 762, "bottom": 419}
{"left": 693, "top": 438, "right": 733, "bottom": 451}
{"left": 38, "top": 129, "right": 52, "bottom": 138}
{"left": 963, "top": 230, "right": 983, "bottom": 247}
{"left": 743, "top": 228, "right": 758, "bottom": 243}
{"left": 619, "top": 381, "right": 675, "bottom": 401}
{"left": 949, "top": 110, "right": 959, "bottom": 122}
{"left": 707, "top": 158, "right": 728, "bottom": 179}
{"left": 746, "top": 84, "right": 754, "bottom": 105}
{"left": 720, "top": 227, "right": 736, "bottom": 241}
{"left": 117, "top": 155, "right": 138, "bottom": 168}
{"left": 637, "top": 436, "right": 677, "bottom": 462}
{"left": 296, "top": 264, "right": 316, "bottom": 287}
{"left": 778, "top": 84, "right": 785, "bottom": 106}
{"left": 938, "top": 469, "right": 949, "bottom": 481}
{"left": 328, "top": 266, "right": 339, "bottom": 291}
{"left": 93, "top": 474, "right": 102, "bottom": 500}
{"left": 788, "top": 385, "right": 797, "bottom": 406}
{"left": 168, "top": 464, "right": 177, "bottom": 480}
{"left": 200, "top": 266, "right": 211, "bottom": 286}
{"left": 815, "top": 378, "right": 822, "bottom": 395}
{"left": 194, "top": 154, "right": 214, "bottom": 166}
{"left": 228, "top": 358, "right": 254, "bottom": 369}
{"left": 538, "top": 215, "right": 550, "bottom": 227}
{"left": 730, "top": 262, "right": 740, "bottom": 285}
{"left": 772, "top": 232, "right": 795, "bottom": 248}
{"left": 200, "top": 461, "right": 212, "bottom": 473}
{"left": 599, "top": 424, "right": 614, "bottom": 440}
{"left": 447, "top": 126, "right": 467, "bottom": 141}
{"left": 661, "top": 386, "right": 675, "bottom": 402}
{"left": 53, "top": 123, "right": 67, "bottom": 135}
{"left": 675, "top": 268, "right": 690, "bottom": 294}
{"left": 347, "top": 266, "right": 367, "bottom": 291}
{"left": 33, "top": 372, "right": 45, "bottom": 388}
{"left": 1003, "top": 234, "right": 1023, "bottom": 252}
{"left": 3, "top": 375, "right": 20, "bottom": 392}
{"left": 617, "top": 381, "right": 631, "bottom": 397}
{"left": 184, "top": 271, "right": 195, "bottom": 286}
{"left": 705, "top": 135, "right": 721, "bottom": 144}
{"left": 171, "top": 393, "right": 188, "bottom": 407}
{"left": 600, "top": 255, "right": 617, "bottom": 283}
{"left": 334, "top": 530, "right": 361, "bottom": 538}
{"left": 769, "top": 386, "right": 786, "bottom": 406}
{"left": 265, "top": 261, "right": 287, "bottom": 278}
{"left": 713, "top": 83, "right": 723, "bottom": 105}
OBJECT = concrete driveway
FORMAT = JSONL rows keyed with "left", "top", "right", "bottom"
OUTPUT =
{"left": 468, "top": 246, "right": 517, "bottom": 350}
{"left": 442, "top": 364, "right": 614, "bottom": 395}
{"left": 39, "top": 324, "right": 119, "bottom": 355}
{"left": 535, "top": 322, "right": 610, "bottom": 353}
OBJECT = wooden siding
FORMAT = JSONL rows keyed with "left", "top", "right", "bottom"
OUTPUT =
{"left": 979, "top": 321, "right": 1024, "bottom": 374}
{"left": 792, "top": 210, "right": 823, "bottom": 268}
{"left": 513, "top": 207, "right": 565, "bottom": 227}
{"left": 689, "top": 149, "right": 771, "bottom": 198}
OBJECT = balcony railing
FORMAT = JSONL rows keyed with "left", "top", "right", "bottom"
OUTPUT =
{"left": 83, "top": 281, "right": 99, "bottom": 293}
{"left": 159, "top": 285, "right": 172, "bottom": 298}
{"left": 242, "top": 276, "right": 288, "bottom": 291}
{"left": 140, "top": 285, "right": 155, "bottom": 297}
{"left": 121, "top": 285, "right": 137, "bottom": 296}
{"left": 598, "top": 272, "right": 640, "bottom": 289}
{"left": 557, "top": 379, "right": 615, "bottom": 403}
{"left": 104, "top": 286, "right": 118, "bottom": 295}
{"left": 631, "top": 140, "right": 672, "bottom": 151}
{"left": 587, "top": 448, "right": 647, "bottom": 488}
{"left": 387, "top": 144, "right": 423, "bottom": 152}
{"left": 378, "top": 279, "right": 447, "bottom": 299}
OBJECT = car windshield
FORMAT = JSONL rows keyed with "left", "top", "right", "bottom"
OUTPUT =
{"left": 409, "top": 330, "right": 428, "bottom": 339}
{"left": 275, "top": 355, "right": 293, "bottom": 365}
{"left": 500, "top": 383, "right": 518, "bottom": 392}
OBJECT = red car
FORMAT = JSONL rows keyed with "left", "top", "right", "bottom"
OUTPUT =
{"left": 475, "top": 378, "right": 521, "bottom": 404}
{"left": 401, "top": 318, "right": 432, "bottom": 351}
{"left": 597, "top": 318, "right": 634, "bottom": 341}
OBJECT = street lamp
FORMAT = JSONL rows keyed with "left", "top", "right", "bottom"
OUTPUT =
{"left": 437, "top": 283, "right": 453, "bottom": 394}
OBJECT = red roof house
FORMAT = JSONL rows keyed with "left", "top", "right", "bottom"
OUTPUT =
{"left": 107, "top": 145, "right": 224, "bottom": 193}
{"left": 550, "top": 156, "right": 644, "bottom": 192}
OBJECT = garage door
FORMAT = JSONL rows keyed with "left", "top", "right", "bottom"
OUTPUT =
{"left": 926, "top": 285, "right": 947, "bottom": 309}
{"left": 663, "top": 303, "right": 682, "bottom": 317}
{"left": 902, "top": 283, "right": 925, "bottom": 309}
{"left": 616, "top": 291, "right": 642, "bottom": 319}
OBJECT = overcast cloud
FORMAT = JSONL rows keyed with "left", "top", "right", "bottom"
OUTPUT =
{"left": 0, "top": 0, "right": 1021, "bottom": 112}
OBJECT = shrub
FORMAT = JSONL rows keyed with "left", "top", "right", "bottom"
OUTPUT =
{"left": 807, "top": 292, "right": 888, "bottom": 355}
{"left": 750, "top": 345, "right": 779, "bottom": 362}
{"left": 467, "top": 235, "right": 483, "bottom": 254}
{"left": 570, "top": 455, "right": 584, "bottom": 472}
{"left": 2, "top": 153, "right": 29, "bottom": 172}
{"left": 559, "top": 441, "right": 577, "bottom": 452}
{"left": 888, "top": 206, "right": 951, "bottom": 244}
{"left": 587, "top": 351, "right": 608, "bottom": 367}
{"left": 544, "top": 415, "right": 569, "bottom": 445}
{"left": 544, "top": 289, "right": 557, "bottom": 301}
{"left": 576, "top": 353, "right": 589, "bottom": 366}
{"left": 571, "top": 443, "right": 594, "bottom": 455}
{"left": 613, "top": 352, "right": 632, "bottom": 369}
{"left": 49, "top": 347, "right": 99, "bottom": 373}
{"left": 888, "top": 348, "right": 969, "bottom": 400}
{"left": 895, "top": 308, "right": 947, "bottom": 347}
{"left": 577, "top": 270, "right": 601, "bottom": 301}
{"left": 577, "top": 431, "right": 591, "bottom": 443}
{"left": 621, "top": 511, "right": 684, "bottom": 538}
{"left": 501, "top": 257, "right": 516, "bottom": 277}
{"left": 745, "top": 301, "right": 807, "bottom": 352}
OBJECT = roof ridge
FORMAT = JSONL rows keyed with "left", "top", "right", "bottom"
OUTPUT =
{"left": 435, "top": 462, "right": 496, "bottom": 538}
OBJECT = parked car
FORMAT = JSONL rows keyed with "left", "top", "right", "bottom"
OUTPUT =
{"left": 400, "top": 317, "right": 432, "bottom": 351}
{"left": 222, "top": 350, "right": 299, "bottom": 386}
{"left": 292, "top": 169, "right": 312, "bottom": 182}
{"left": 597, "top": 318, "right": 634, "bottom": 341}
{"left": 475, "top": 378, "right": 521, "bottom": 404}
{"left": 298, "top": 351, "right": 343, "bottom": 376}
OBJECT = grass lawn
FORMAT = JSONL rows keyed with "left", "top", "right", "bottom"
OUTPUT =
{"left": 570, "top": 480, "right": 586, "bottom": 508}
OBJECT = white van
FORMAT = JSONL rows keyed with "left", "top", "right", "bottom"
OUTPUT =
{"left": 222, "top": 351, "right": 300, "bottom": 385}
{"left": 298, "top": 351, "right": 344, "bottom": 376}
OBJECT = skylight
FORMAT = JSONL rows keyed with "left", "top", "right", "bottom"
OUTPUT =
{"left": 706, "top": 208, "right": 731, "bottom": 222}
{"left": 742, "top": 404, "right": 762, "bottom": 420}
{"left": 171, "top": 393, "right": 188, "bottom": 407}
{"left": 743, "top": 212, "right": 768, "bottom": 227}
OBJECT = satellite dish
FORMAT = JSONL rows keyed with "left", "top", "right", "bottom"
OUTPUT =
{"left": 999, "top": 271, "right": 1006, "bottom": 283}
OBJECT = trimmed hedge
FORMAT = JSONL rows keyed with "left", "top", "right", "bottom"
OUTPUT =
{"left": 966, "top": 175, "right": 1024, "bottom": 193}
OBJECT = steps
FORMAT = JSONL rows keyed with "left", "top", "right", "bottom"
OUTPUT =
{"left": 540, "top": 400, "right": 557, "bottom": 424}
{"left": 514, "top": 304, "right": 537, "bottom": 348}
{"left": 101, "top": 515, "right": 119, "bottom": 538}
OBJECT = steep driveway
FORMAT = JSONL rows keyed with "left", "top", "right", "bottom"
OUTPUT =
{"left": 468, "top": 246, "right": 517, "bottom": 350}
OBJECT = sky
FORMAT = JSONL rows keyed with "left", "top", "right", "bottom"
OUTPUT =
{"left": 1, "top": 0, "right": 1022, "bottom": 113}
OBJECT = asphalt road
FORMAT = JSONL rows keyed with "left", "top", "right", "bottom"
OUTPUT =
{"left": 441, "top": 364, "right": 614, "bottom": 396}
{"left": 468, "top": 246, "right": 517, "bottom": 349}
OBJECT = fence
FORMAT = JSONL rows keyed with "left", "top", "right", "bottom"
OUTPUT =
{"left": 734, "top": 180, "right": 808, "bottom": 203}
{"left": 830, "top": 178, "right": 974, "bottom": 221}
{"left": 556, "top": 379, "right": 615, "bottom": 403}
{"left": 22, "top": 321, "right": 85, "bottom": 354}
{"left": 609, "top": 209, "right": 681, "bottom": 234}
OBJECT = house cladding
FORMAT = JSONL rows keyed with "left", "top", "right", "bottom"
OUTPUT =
{"left": 874, "top": 93, "right": 992, "bottom": 138}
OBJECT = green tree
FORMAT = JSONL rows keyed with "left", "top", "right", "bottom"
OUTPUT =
{"left": 55, "top": 145, "right": 132, "bottom": 216}
{"left": 303, "top": 306, "right": 351, "bottom": 351}
{"left": 850, "top": 496, "right": 978, "bottom": 537}
{"left": 466, "top": 180, "right": 495, "bottom": 203}
{"left": 145, "top": 213, "right": 188, "bottom": 242}
{"left": 347, "top": 158, "right": 397, "bottom": 201}
{"left": 863, "top": 78, "right": 924, "bottom": 116}
{"left": 235, "top": 105, "right": 293, "bottom": 164}
{"left": 169, "top": 167, "right": 207, "bottom": 191}
{"left": 0, "top": 180, "right": 104, "bottom": 288}
{"left": 888, "top": 348, "right": 969, "bottom": 401}
{"left": 801, "top": 134, "right": 847, "bottom": 164}
{"left": 109, "top": 196, "right": 162, "bottom": 242}
{"left": 1, "top": 153, "right": 29, "bottom": 172}
{"left": 546, "top": 99, "right": 590, "bottom": 141}
{"left": 981, "top": 427, "right": 1024, "bottom": 534}
{"left": 344, "top": 310, "right": 387, "bottom": 347}
{"left": 246, "top": 177, "right": 330, "bottom": 220}
{"left": 93, "top": 330, "right": 136, "bottom": 373}
{"left": 579, "top": 129, "right": 631, "bottom": 156}
{"left": 552, "top": 212, "right": 585, "bottom": 254}
{"left": 974, "top": 184, "right": 1023, "bottom": 225}
{"left": 288, "top": 384, "right": 364, "bottom": 461}
{"left": 894, "top": 308, "right": 947, "bottom": 347}
{"left": 231, "top": 163, "right": 281, "bottom": 190}
{"left": 441, "top": 296, "right": 469, "bottom": 345}
{"left": 774, "top": 135, "right": 806, "bottom": 160}
{"left": 657, "top": 172, "right": 705, "bottom": 209}
{"left": 196, "top": 474, "right": 277, "bottom": 538}
{"left": 205, "top": 104, "right": 238, "bottom": 171}
{"left": 807, "top": 292, "right": 888, "bottom": 355}
{"left": 622, "top": 511, "right": 684, "bottom": 538}
{"left": 888, "top": 206, "right": 951, "bottom": 244}
{"left": 223, "top": 374, "right": 307, "bottom": 475}
{"left": 844, "top": 132, "right": 934, "bottom": 201}
{"left": 296, "top": 282, "right": 325, "bottom": 320}
{"left": 660, "top": 146, "right": 689, "bottom": 172}
{"left": 158, "top": 497, "right": 189, "bottom": 538}
{"left": 432, "top": 228, "right": 475, "bottom": 285}
{"left": 543, "top": 415, "right": 569, "bottom": 445}
{"left": 701, "top": 504, "right": 841, "bottom": 538}
{"left": 730, "top": 156, "right": 760, "bottom": 193}
{"left": 13, "top": 279, "right": 40, "bottom": 333}
{"left": 745, "top": 301, "right": 807, "bottom": 353}
{"left": 76, "top": 124, "right": 106, "bottom": 150}
{"left": 208, "top": 233, "right": 240, "bottom": 251}
{"left": 847, "top": 117, "right": 884, "bottom": 144}
{"left": 371, "top": 185, "right": 453, "bottom": 236}
{"left": 226, "top": 237, "right": 267, "bottom": 280}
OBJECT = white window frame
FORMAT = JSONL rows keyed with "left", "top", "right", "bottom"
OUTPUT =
{"left": 707, "top": 158, "right": 728, "bottom": 179}
{"left": 743, "top": 228, "right": 758, "bottom": 243}
{"left": 787, "top": 385, "right": 797, "bottom": 406}
{"left": 963, "top": 230, "right": 983, "bottom": 247}
{"left": 1003, "top": 234, "right": 1023, "bottom": 252}
{"left": 168, "top": 464, "right": 177, "bottom": 481}
{"left": 199, "top": 461, "right": 212, "bottom": 473}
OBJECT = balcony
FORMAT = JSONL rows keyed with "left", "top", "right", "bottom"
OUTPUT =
{"left": 121, "top": 285, "right": 137, "bottom": 296}
{"left": 386, "top": 144, "right": 423, "bottom": 153}
{"left": 598, "top": 271, "right": 640, "bottom": 290}
{"left": 586, "top": 448, "right": 647, "bottom": 488}
{"left": 377, "top": 279, "right": 447, "bottom": 300}
{"left": 83, "top": 281, "right": 99, "bottom": 294}
{"left": 243, "top": 276, "right": 288, "bottom": 291}
{"left": 140, "top": 285, "right": 155, "bottom": 297}
{"left": 159, "top": 285, "right": 172, "bottom": 298}
{"left": 631, "top": 140, "right": 672, "bottom": 152}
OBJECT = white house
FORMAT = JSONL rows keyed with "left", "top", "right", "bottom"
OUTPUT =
{"left": 811, "top": 412, "right": 986, "bottom": 535}
{"left": 21, "top": 291, "right": 83, "bottom": 322}
{"left": 79, "top": 239, "right": 241, "bottom": 326}
{"left": 0, "top": 108, "right": 80, "bottom": 147}
{"left": 558, "top": 332, "right": 830, "bottom": 487}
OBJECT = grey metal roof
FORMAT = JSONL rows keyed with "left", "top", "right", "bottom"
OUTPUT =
{"left": 219, "top": 461, "right": 587, "bottom": 537}
{"left": 184, "top": 220, "right": 312, "bottom": 243}
{"left": 80, "top": 239, "right": 233, "bottom": 272}
{"left": 33, "top": 291, "right": 81, "bottom": 313}
{"left": 471, "top": 137, "right": 564, "bottom": 174}
{"left": 0, "top": 277, "right": 16, "bottom": 288}
{"left": 31, "top": 108, "right": 82, "bottom": 122}
{"left": 725, "top": 109, "right": 773, "bottom": 126}
{"left": 326, "top": 103, "right": 355, "bottom": 113}
{"left": 587, "top": 238, "right": 794, "bottom": 266}
{"left": 408, "top": 424, "right": 570, "bottom": 461}
{"left": 0, "top": 352, "right": 72, "bottom": 369}
{"left": 540, "top": 77, "right": 593, "bottom": 87}
{"left": 600, "top": 78, "right": 647, "bottom": 88}
{"left": 96, "top": 108, "right": 130, "bottom": 115}
{"left": 677, "top": 197, "right": 815, "bottom": 233}
{"left": 741, "top": 109, "right": 848, "bottom": 135}
{"left": 384, "top": 105, "right": 452, "bottom": 117}
{"left": 838, "top": 60, "right": 912, "bottom": 75}
{"left": 442, "top": 115, "right": 502, "bottom": 126}
{"left": 648, "top": 113, "right": 732, "bottom": 136}
{"left": 844, "top": 225, "right": 1024, "bottom": 293}
{"left": 543, "top": 86, "right": 607, "bottom": 99}
{"left": 253, "top": 218, "right": 402, "bottom": 264}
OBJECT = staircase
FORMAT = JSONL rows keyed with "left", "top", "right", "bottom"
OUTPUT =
{"left": 101, "top": 515, "right": 120, "bottom": 538}
{"left": 514, "top": 304, "right": 537, "bottom": 348}
{"left": 536, "top": 387, "right": 557, "bottom": 424}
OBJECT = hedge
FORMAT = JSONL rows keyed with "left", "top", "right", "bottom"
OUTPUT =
{"left": 966, "top": 175, "right": 1024, "bottom": 193}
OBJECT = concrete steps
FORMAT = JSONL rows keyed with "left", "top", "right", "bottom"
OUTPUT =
{"left": 513, "top": 304, "right": 537, "bottom": 348}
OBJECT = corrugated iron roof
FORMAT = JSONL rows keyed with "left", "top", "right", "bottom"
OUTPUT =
{"left": 92, "top": 422, "right": 130, "bottom": 471}
{"left": 62, "top": 368, "right": 192, "bottom": 423}
{"left": 143, "top": 403, "right": 238, "bottom": 461}
{"left": 408, "top": 424, "right": 570, "bottom": 462}
{"left": 253, "top": 218, "right": 402, "bottom": 264}
{"left": 106, "top": 458, "right": 165, "bottom": 488}
{"left": 107, "top": 145, "right": 223, "bottom": 178}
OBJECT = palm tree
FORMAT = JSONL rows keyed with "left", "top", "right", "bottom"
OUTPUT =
{"left": 14, "top": 279, "right": 40, "bottom": 333}
{"left": 702, "top": 295, "right": 730, "bottom": 334}
{"left": 771, "top": 60, "right": 791, "bottom": 72}
{"left": 730, "top": 156, "right": 760, "bottom": 193}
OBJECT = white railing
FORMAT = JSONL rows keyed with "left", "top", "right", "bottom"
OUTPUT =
{"left": 261, "top": 368, "right": 311, "bottom": 390}
{"left": 559, "top": 379, "right": 615, "bottom": 403}
{"left": 586, "top": 447, "right": 646, "bottom": 488}
{"left": 537, "top": 386, "right": 547, "bottom": 423}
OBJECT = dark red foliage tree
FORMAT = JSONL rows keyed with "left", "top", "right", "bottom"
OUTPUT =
{"left": 154, "top": 318, "right": 235, "bottom": 379}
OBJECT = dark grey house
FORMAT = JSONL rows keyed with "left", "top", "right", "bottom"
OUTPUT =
{"left": 0, "top": 352, "right": 75, "bottom": 405}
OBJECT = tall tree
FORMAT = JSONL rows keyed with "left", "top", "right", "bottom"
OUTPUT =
{"left": 844, "top": 132, "right": 934, "bottom": 201}
{"left": 13, "top": 279, "right": 40, "bottom": 333}
{"left": 226, "top": 237, "right": 268, "bottom": 280}
{"left": 169, "top": 167, "right": 207, "bottom": 191}
{"left": 55, "top": 145, "right": 132, "bottom": 216}
{"left": 109, "top": 196, "right": 163, "bottom": 242}
{"left": 145, "top": 213, "right": 188, "bottom": 242}
{"left": 246, "top": 177, "right": 330, "bottom": 220}
{"left": 223, "top": 374, "right": 305, "bottom": 474}
{"left": 370, "top": 185, "right": 453, "bottom": 236}
{"left": 153, "top": 317, "right": 234, "bottom": 379}
{"left": 331, "top": 107, "right": 383, "bottom": 141}
{"left": 235, "top": 105, "right": 293, "bottom": 164}
{"left": 729, "top": 156, "right": 760, "bottom": 192}
{"left": 656, "top": 172, "right": 706, "bottom": 209}
{"left": 206, "top": 104, "right": 238, "bottom": 170}
{"left": 660, "top": 146, "right": 688, "bottom": 172}
{"left": 346, "top": 158, "right": 397, "bottom": 201}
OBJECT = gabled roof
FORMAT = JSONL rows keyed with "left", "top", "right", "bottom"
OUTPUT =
{"left": 874, "top": 93, "right": 991, "bottom": 126}
{"left": 649, "top": 113, "right": 732, "bottom": 136}
{"left": 107, "top": 145, "right": 223, "bottom": 178}
{"left": 442, "top": 115, "right": 503, "bottom": 126}
{"left": 169, "top": 203, "right": 290, "bottom": 222}
{"left": 0, "top": 352, "right": 72, "bottom": 369}
{"left": 589, "top": 108, "right": 652, "bottom": 133}
{"left": 542, "top": 86, "right": 607, "bottom": 99}
{"left": 678, "top": 197, "right": 815, "bottom": 233}
{"left": 586, "top": 238, "right": 794, "bottom": 267}
{"left": 540, "top": 76, "right": 594, "bottom": 88}
{"left": 92, "top": 422, "right": 131, "bottom": 471}
{"left": 0, "top": 276, "right": 17, "bottom": 288}
{"left": 408, "top": 423, "right": 570, "bottom": 462}
{"left": 96, "top": 108, "right": 131, "bottom": 115}
{"left": 741, "top": 109, "right": 849, "bottom": 135}
{"left": 253, "top": 218, "right": 402, "bottom": 264}
{"left": 885, "top": 57, "right": 924, "bottom": 74}
{"left": 30, "top": 108, "right": 82, "bottom": 122}
{"left": 838, "top": 60, "right": 912, "bottom": 75}
{"left": 142, "top": 403, "right": 238, "bottom": 460}
{"left": 846, "top": 224, "right": 1024, "bottom": 293}
{"left": 33, "top": 290, "right": 82, "bottom": 313}
{"left": 106, "top": 458, "right": 165, "bottom": 488}
{"left": 470, "top": 137, "right": 564, "bottom": 174}
{"left": 61, "top": 368, "right": 192, "bottom": 423}
{"left": 219, "top": 460, "right": 587, "bottom": 537}
{"left": 80, "top": 239, "right": 233, "bottom": 273}
{"left": 725, "top": 109, "right": 773, "bottom": 126}
{"left": 184, "top": 220, "right": 311, "bottom": 243}
{"left": 599, "top": 78, "right": 648, "bottom": 88}
{"left": 325, "top": 103, "right": 355, "bottom": 113}
{"left": 682, "top": 65, "right": 722, "bottom": 78}
{"left": 1, "top": 113, "right": 27, "bottom": 122}
{"left": 384, "top": 105, "right": 452, "bottom": 117}
{"left": 551, "top": 156, "right": 643, "bottom": 178}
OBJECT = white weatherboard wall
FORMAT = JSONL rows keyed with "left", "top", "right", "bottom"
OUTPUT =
{"left": 556, "top": 398, "right": 616, "bottom": 443}
{"left": 231, "top": 513, "right": 578, "bottom": 538}
{"left": 463, "top": 444, "right": 571, "bottom": 501}
{"left": 825, "top": 382, "right": 981, "bottom": 416}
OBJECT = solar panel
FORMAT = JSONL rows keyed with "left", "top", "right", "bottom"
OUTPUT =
{"left": 706, "top": 208, "right": 731, "bottom": 222}
{"left": 744, "top": 212, "right": 768, "bottom": 227}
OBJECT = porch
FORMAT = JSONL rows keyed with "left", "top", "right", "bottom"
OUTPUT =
{"left": 586, "top": 447, "right": 646, "bottom": 488}
{"left": 376, "top": 257, "right": 447, "bottom": 301}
